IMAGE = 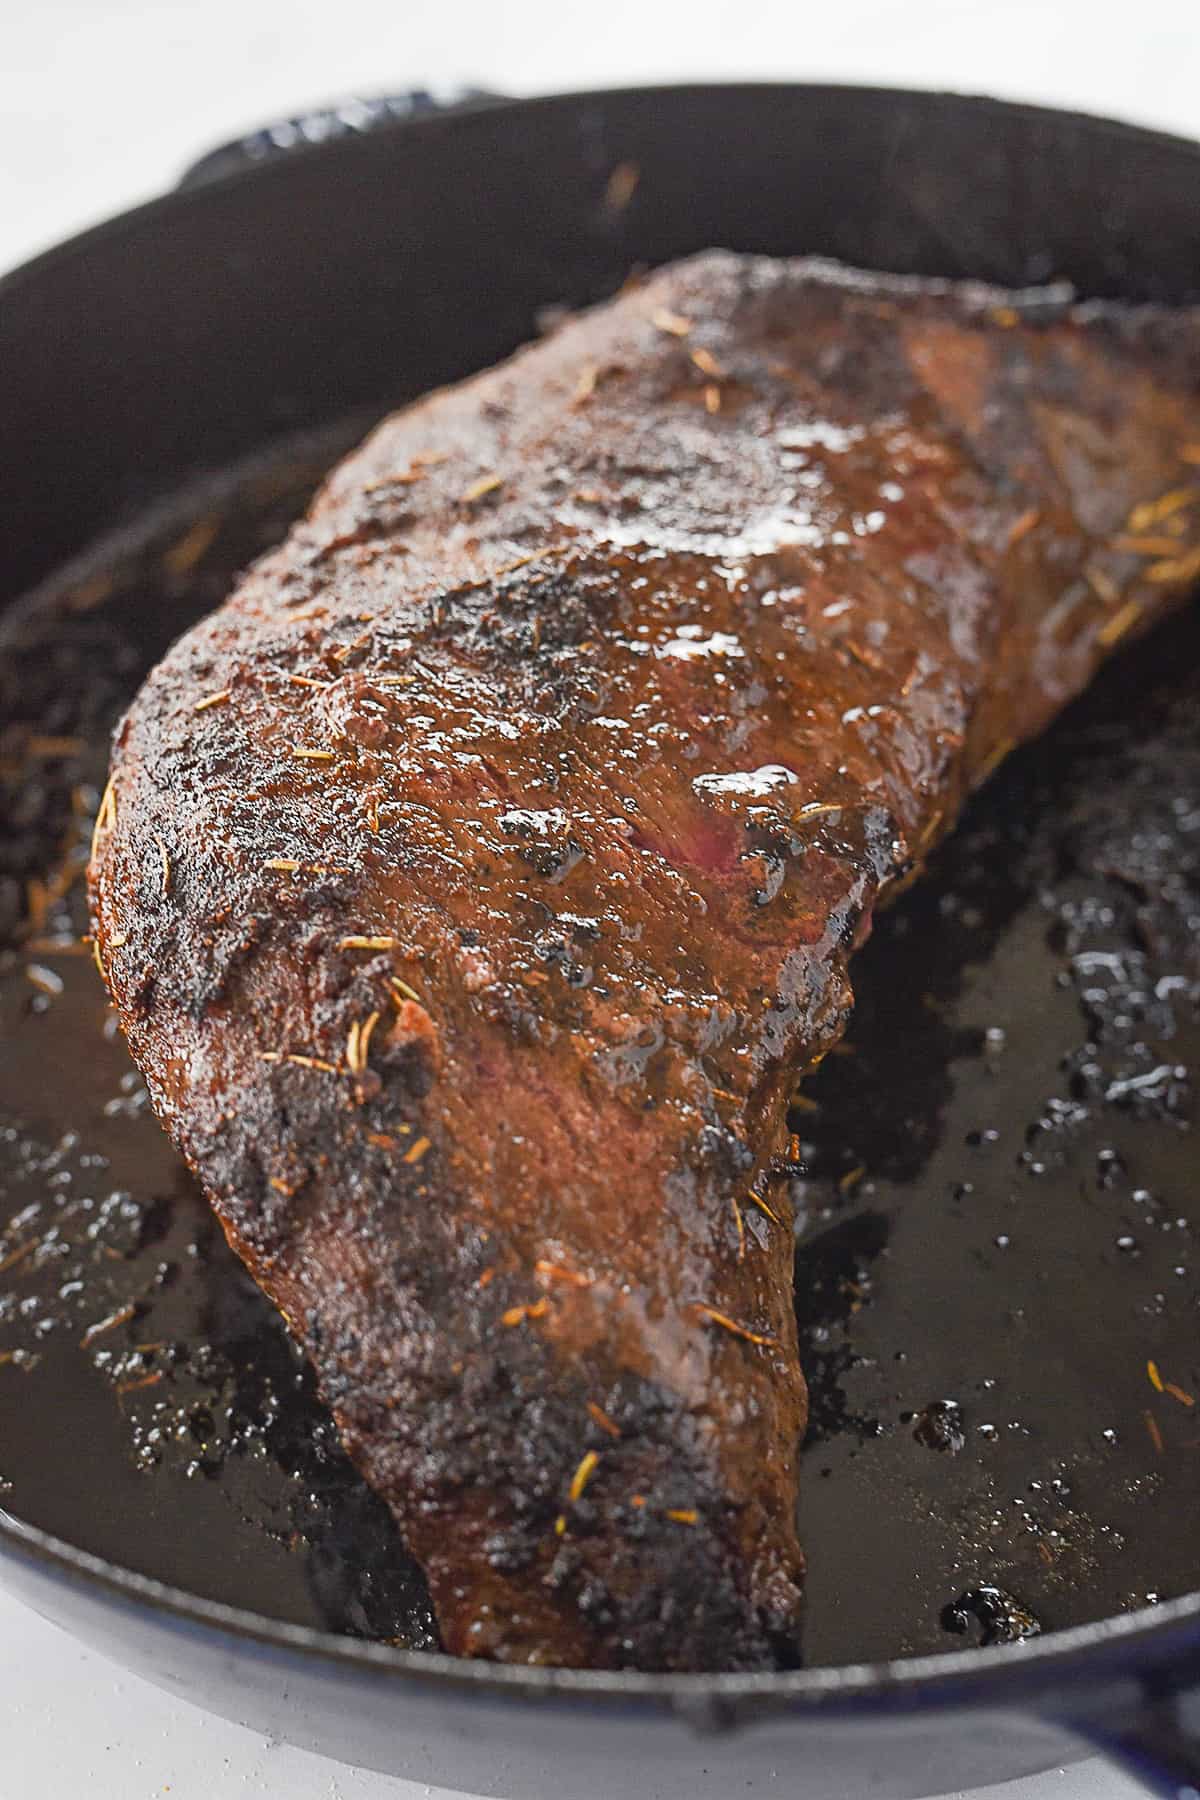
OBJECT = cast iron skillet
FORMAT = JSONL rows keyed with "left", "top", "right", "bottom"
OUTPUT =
{"left": 2, "top": 83, "right": 1200, "bottom": 1800}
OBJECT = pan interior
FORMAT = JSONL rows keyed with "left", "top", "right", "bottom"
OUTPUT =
{"left": 1, "top": 423, "right": 1198, "bottom": 1670}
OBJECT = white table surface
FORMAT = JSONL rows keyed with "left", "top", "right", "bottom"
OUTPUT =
{"left": 1, "top": 3, "right": 1193, "bottom": 1796}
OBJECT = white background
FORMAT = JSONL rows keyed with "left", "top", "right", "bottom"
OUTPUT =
{"left": 1, "top": 3, "right": 1195, "bottom": 1796}
{"left": 5, "top": 0, "right": 1200, "bottom": 276}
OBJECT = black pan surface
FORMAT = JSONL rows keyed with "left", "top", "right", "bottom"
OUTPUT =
{"left": 2, "top": 80, "right": 1200, "bottom": 1798}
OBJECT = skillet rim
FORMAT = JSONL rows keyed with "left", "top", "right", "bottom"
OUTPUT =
{"left": 5, "top": 79, "right": 1200, "bottom": 308}
{"left": 3, "top": 1505, "right": 1200, "bottom": 1707}
{"left": 3, "top": 77, "right": 1200, "bottom": 1710}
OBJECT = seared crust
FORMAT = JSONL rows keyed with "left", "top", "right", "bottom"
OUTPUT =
{"left": 90, "top": 253, "right": 1200, "bottom": 1669}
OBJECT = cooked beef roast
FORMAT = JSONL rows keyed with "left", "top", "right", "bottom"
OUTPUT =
{"left": 89, "top": 253, "right": 1200, "bottom": 1670}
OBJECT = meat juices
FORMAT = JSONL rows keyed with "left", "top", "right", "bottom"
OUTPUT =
{"left": 89, "top": 253, "right": 1200, "bottom": 1669}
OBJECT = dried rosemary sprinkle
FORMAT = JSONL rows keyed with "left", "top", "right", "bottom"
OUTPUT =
{"left": 265, "top": 858, "right": 301, "bottom": 872}
{"left": 651, "top": 307, "right": 692, "bottom": 338}
{"left": 460, "top": 472, "right": 503, "bottom": 505}
{"left": 25, "top": 963, "right": 64, "bottom": 997}
{"left": 1085, "top": 565, "right": 1121, "bottom": 606}
{"left": 347, "top": 1011, "right": 381, "bottom": 1078}
{"left": 117, "top": 1371, "right": 163, "bottom": 1398}
{"left": 1097, "top": 598, "right": 1143, "bottom": 647}
{"left": 602, "top": 160, "right": 640, "bottom": 211}
{"left": 67, "top": 572, "right": 113, "bottom": 613}
{"left": 259, "top": 1050, "right": 340, "bottom": 1075}
{"left": 704, "top": 384, "right": 722, "bottom": 415}
{"left": 334, "top": 627, "right": 374, "bottom": 664}
{"left": 586, "top": 1401, "right": 621, "bottom": 1439}
{"left": 690, "top": 346, "right": 724, "bottom": 379}
{"left": 1148, "top": 1358, "right": 1164, "bottom": 1392}
{"left": 340, "top": 935, "right": 397, "bottom": 951}
{"left": 193, "top": 688, "right": 232, "bottom": 713}
{"left": 1127, "top": 487, "right": 1196, "bottom": 532}
{"left": 288, "top": 673, "right": 332, "bottom": 689}
{"left": 665, "top": 1508, "right": 699, "bottom": 1526}
{"left": 25, "top": 734, "right": 85, "bottom": 757}
{"left": 1147, "top": 545, "right": 1200, "bottom": 585}
{"left": 501, "top": 1298, "right": 549, "bottom": 1328}
{"left": 23, "top": 936, "right": 89, "bottom": 956}
{"left": 10, "top": 879, "right": 51, "bottom": 940}
{"left": 359, "top": 1009, "right": 380, "bottom": 1060}
{"left": 730, "top": 1195, "right": 746, "bottom": 1262}
{"left": 0, "top": 1239, "right": 37, "bottom": 1276}
{"left": 974, "top": 738, "right": 1015, "bottom": 787}
{"left": 364, "top": 467, "right": 426, "bottom": 491}
{"left": 80, "top": 1304, "right": 136, "bottom": 1348}
{"left": 164, "top": 516, "right": 219, "bottom": 576}
{"left": 403, "top": 1135, "right": 431, "bottom": 1165}
{"left": 569, "top": 1450, "right": 600, "bottom": 1504}
{"left": 835, "top": 639, "right": 880, "bottom": 678}
{"left": 291, "top": 746, "right": 336, "bottom": 761}
{"left": 694, "top": 1304, "right": 776, "bottom": 1348}
{"left": 573, "top": 363, "right": 599, "bottom": 406}
{"left": 839, "top": 1164, "right": 867, "bottom": 1194}
{"left": 1006, "top": 508, "right": 1040, "bottom": 546}
{"left": 1145, "top": 1410, "right": 1165, "bottom": 1455}
{"left": 1113, "top": 533, "right": 1184, "bottom": 557}
{"left": 535, "top": 1259, "right": 591, "bottom": 1288}
{"left": 748, "top": 1192, "right": 781, "bottom": 1226}
{"left": 494, "top": 542, "right": 572, "bottom": 579}
{"left": 94, "top": 777, "right": 118, "bottom": 835}
{"left": 389, "top": 976, "right": 423, "bottom": 1005}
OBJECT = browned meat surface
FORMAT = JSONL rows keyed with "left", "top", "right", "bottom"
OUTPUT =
{"left": 89, "top": 253, "right": 1200, "bottom": 1671}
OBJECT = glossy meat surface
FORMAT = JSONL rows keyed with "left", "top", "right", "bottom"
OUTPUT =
{"left": 89, "top": 253, "right": 1200, "bottom": 1670}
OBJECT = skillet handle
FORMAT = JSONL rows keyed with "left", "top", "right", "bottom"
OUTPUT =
{"left": 176, "top": 88, "right": 506, "bottom": 190}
